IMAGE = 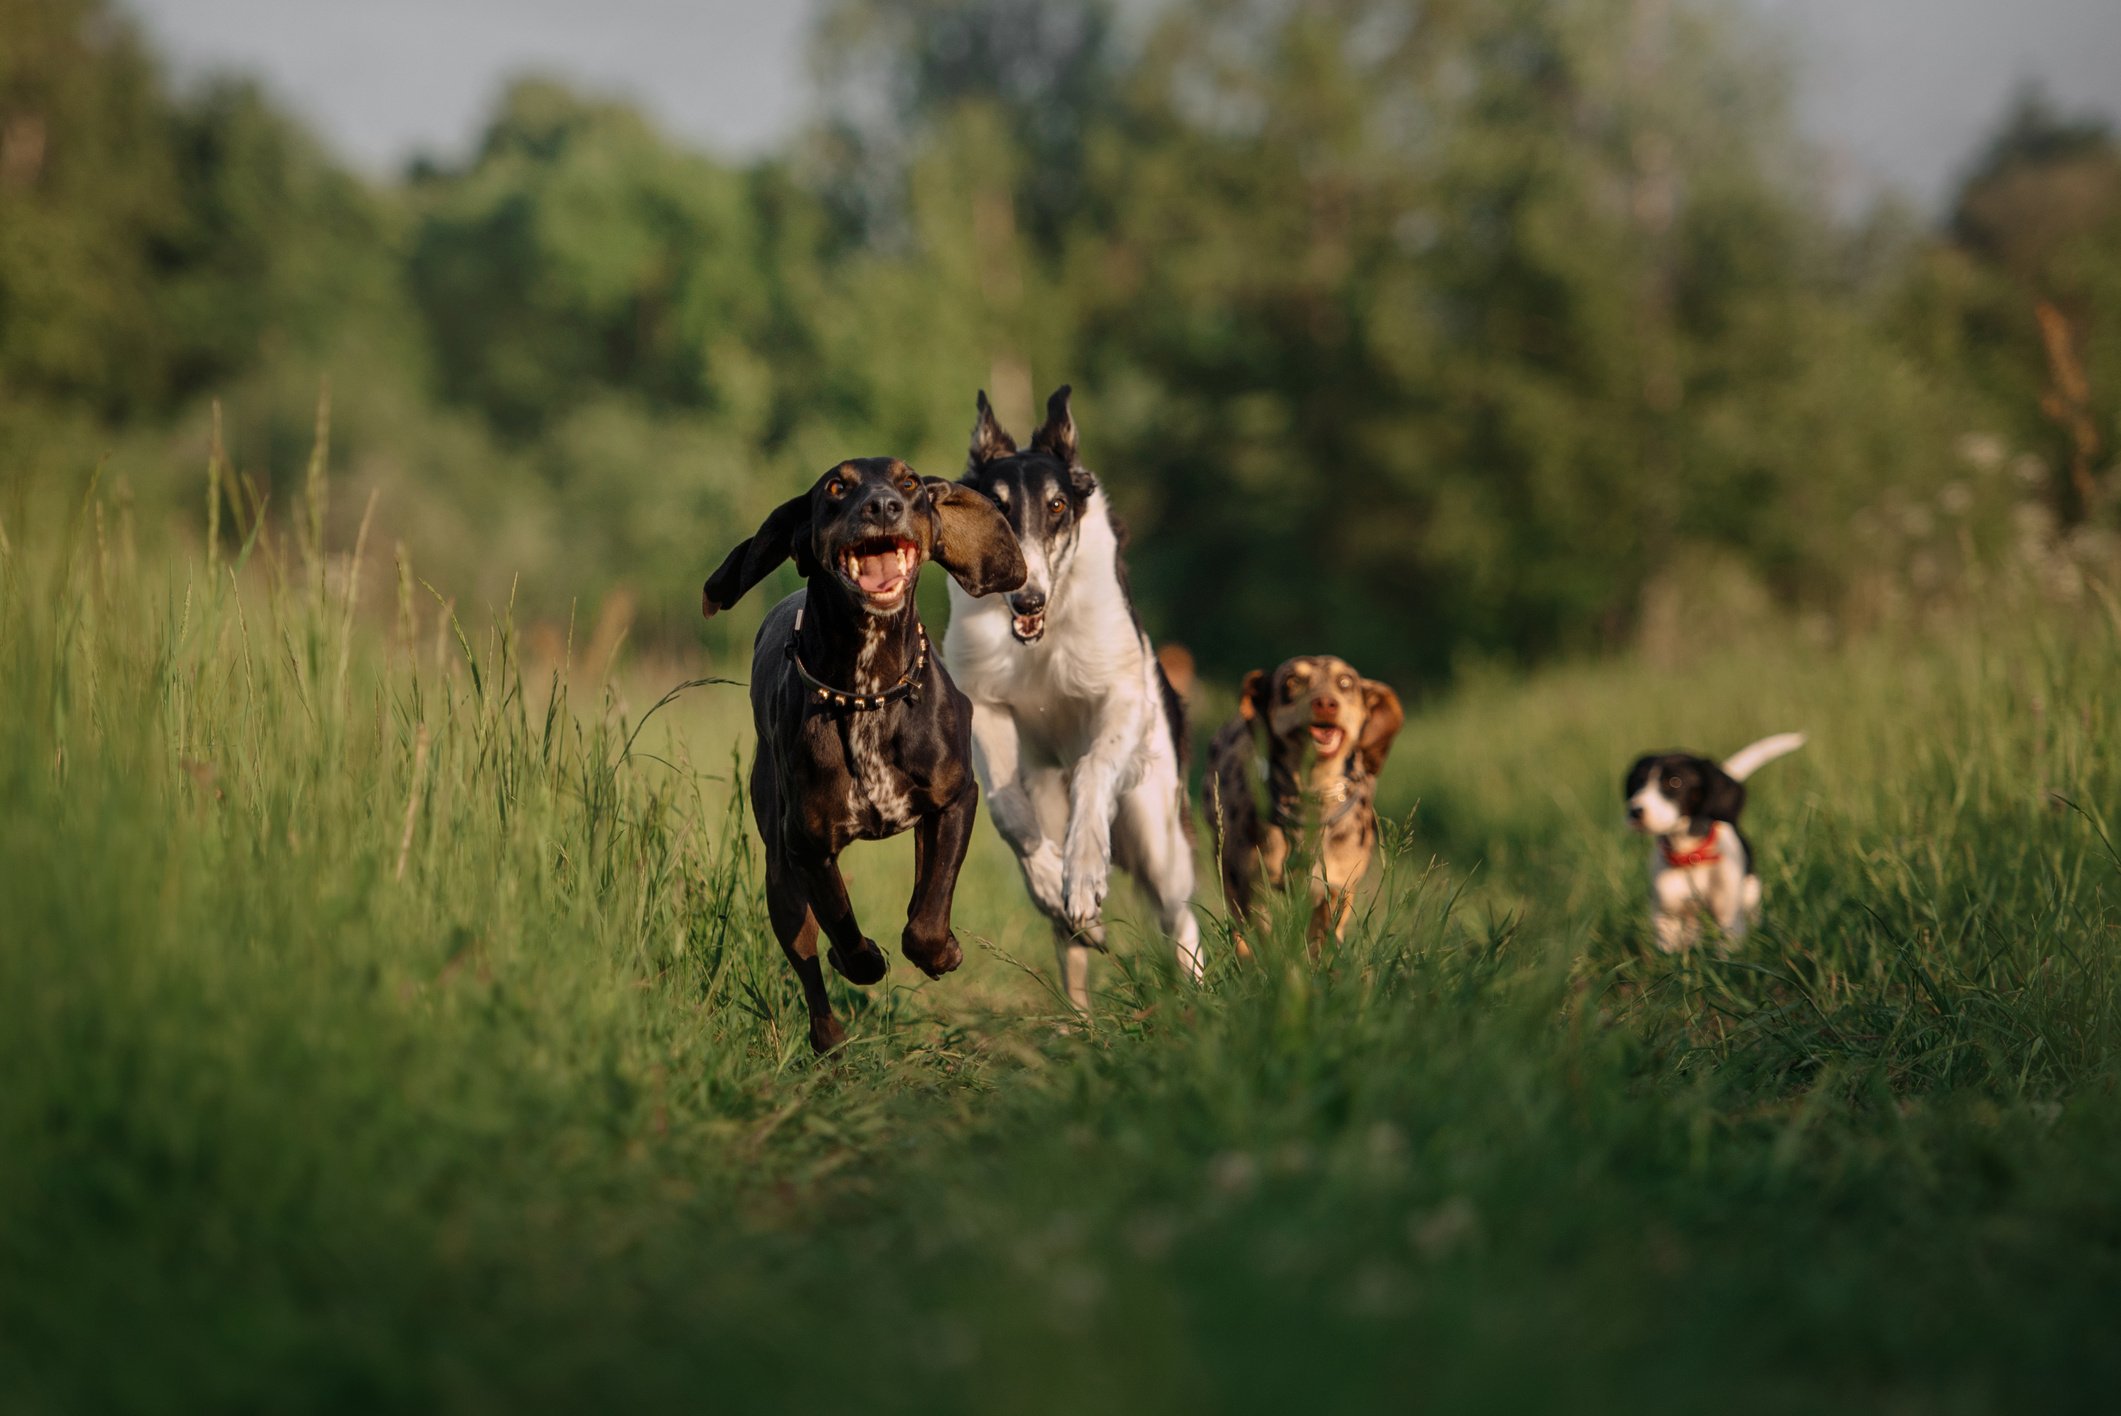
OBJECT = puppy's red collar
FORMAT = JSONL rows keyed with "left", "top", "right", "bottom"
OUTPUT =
{"left": 1660, "top": 834, "right": 1722, "bottom": 869}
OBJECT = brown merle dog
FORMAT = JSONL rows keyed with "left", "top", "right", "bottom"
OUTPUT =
{"left": 702, "top": 458, "right": 1024, "bottom": 1052}
{"left": 1208, "top": 655, "right": 1404, "bottom": 956}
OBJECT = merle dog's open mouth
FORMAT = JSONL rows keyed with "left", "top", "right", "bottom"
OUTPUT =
{"left": 1010, "top": 610, "right": 1046, "bottom": 644}
{"left": 1307, "top": 723, "right": 1346, "bottom": 756}
{"left": 838, "top": 535, "right": 920, "bottom": 607}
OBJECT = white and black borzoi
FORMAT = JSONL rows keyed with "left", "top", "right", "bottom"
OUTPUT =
{"left": 1624, "top": 733, "right": 1806, "bottom": 952}
{"left": 943, "top": 387, "right": 1202, "bottom": 1010}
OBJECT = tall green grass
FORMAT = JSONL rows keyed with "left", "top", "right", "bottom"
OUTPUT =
{"left": 2, "top": 465, "right": 2118, "bottom": 1413}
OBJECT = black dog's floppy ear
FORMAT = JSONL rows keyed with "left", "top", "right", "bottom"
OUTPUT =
{"left": 702, "top": 494, "right": 813, "bottom": 617}
{"left": 1031, "top": 384, "right": 1078, "bottom": 466}
{"left": 1356, "top": 679, "right": 1404, "bottom": 778}
{"left": 968, "top": 390, "right": 1017, "bottom": 470}
{"left": 1698, "top": 761, "right": 1746, "bottom": 824}
{"left": 924, "top": 478, "right": 1026, "bottom": 598}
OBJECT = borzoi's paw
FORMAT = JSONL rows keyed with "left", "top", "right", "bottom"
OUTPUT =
{"left": 1021, "top": 840, "right": 1067, "bottom": 916}
{"left": 1062, "top": 847, "right": 1110, "bottom": 930}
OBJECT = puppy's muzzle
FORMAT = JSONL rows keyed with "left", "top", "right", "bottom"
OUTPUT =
{"left": 1008, "top": 587, "right": 1047, "bottom": 644}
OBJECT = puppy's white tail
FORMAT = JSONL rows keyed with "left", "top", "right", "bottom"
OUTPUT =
{"left": 1723, "top": 732, "right": 1807, "bottom": 782}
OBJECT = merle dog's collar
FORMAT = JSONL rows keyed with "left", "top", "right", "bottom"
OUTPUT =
{"left": 1268, "top": 757, "right": 1371, "bottom": 832}
{"left": 787, "top": 607, "right": 927, "bottom": 711}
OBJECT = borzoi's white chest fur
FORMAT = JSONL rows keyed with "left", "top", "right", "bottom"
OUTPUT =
{"left": 945, "top": 495, "right": 1154, "bottom": 767}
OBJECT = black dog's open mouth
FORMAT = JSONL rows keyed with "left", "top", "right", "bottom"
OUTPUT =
{"left": 1010, "top": 610, "right": 1046, "bottom": 644}
{"left": 838, "top": 536, "right": 921, "bottom": 607}
{"left": 1307, "top": 723, "right": 1346, "bottom": 756}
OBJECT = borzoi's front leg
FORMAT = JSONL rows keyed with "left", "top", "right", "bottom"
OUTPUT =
{"left": 1061, "top": 693, "right": 1149, "bottom": 930}
{"left": 968, "top": 702, "right": 1066, "bottom": 917}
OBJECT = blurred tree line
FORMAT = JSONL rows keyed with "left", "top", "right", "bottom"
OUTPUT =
{"left": 2, "top": 0, "right": 2116, "bottom": 686}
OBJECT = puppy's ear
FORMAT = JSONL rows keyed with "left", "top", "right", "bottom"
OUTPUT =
{"left": 924, "top": 478, "right": 1026, "bottom": 598}
{"left": 1356, "top": 679, "right": 1404, "bottom": 777}
{"left": 968, "top": 390, "right": 1017, "bottom": 471}
{"left": 1698, "top": 762, "right": 1746, "bottom": 824}
{"left": 1031, "top": 384, "right": 1078, "bottom": 466}
{"left": 702, "top": 494, "right": 813, "bottom": 617}
{"left": 1236, "top": 669, "right": 1270, "bottom": 722}
{"left": 1624, "top": 755, "right": 1657, "bottom": 797}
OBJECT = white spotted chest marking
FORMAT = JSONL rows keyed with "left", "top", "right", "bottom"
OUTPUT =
{"left": 848, "top": 629, "right": 916, "bottom": 832}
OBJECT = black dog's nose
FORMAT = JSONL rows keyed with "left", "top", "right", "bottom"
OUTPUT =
{"left": 1627, "top": 804, "right": 1644, "bottom": 821}
{"left": 863, "top": 494, "right": 904, "bottom": 524}
{"left": 1010, "top": 589, "right": 1046, "bottom": 615}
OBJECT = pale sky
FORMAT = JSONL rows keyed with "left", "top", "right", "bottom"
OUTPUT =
{"left": 126, "top": 0, "right": 2121, "bottom": 213}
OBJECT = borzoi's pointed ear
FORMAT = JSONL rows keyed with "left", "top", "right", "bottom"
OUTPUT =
{"left": 1698, "top": 762, "right": 1746, "bottom": 824}
{"left": 968, "top": 390, "right": 1017, "bottom": 471}
{"left": 1031, "top": 384, "right": 1078, "bottom": 467}
{"left": 924, "top": 478, "right": 1026, "bottom": 598}
{"left": 1237, "top": 669, "right": 1270, "bottom": 722}
{"left": 1356, "top": 680, "right": 1404, "bottom": 777}
{"left": 702, "top": 494, "right": 814, "bottom": 617}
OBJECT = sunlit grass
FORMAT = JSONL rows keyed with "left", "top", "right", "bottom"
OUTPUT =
{"left": 2, "top": 463, "right": 2117, "bottom": 1412}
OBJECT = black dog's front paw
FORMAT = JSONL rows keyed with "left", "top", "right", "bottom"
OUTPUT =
{"left": 827, "top": 937, "right": 888, "bottom": 985}
{"left": 808, "top": 1013, "right": 847, "bottom": 1053}
{"left": 902, "top": 928, "right": 964, "bottom": 980}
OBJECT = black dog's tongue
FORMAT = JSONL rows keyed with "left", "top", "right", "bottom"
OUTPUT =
{"left": 851, "top": 541, "right": 914, "bottom": 597}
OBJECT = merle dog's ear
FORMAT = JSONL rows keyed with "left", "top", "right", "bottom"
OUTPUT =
{"left": 968, "top": 390, "right": 1017, "bottom": 471}
{"left": 1031, "top": 384, "right": 1078, "bottom": 466}
{"left": 1237, "top": 669, "right": 1270, "bottom": 722}
{"left": 1356, "top": 680, "right": 1405, "bottom": 778}
{"left": 702, "top": 494, "right": 814, "bottom": 617}
{"left": 924, "top": 478, "right": 1026, "bottom": 598}
{"left": 1698, "top": 761, "right": 1746, "bottom": 824}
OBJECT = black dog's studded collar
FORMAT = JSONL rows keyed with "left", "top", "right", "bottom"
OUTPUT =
{"left": 786, "top": 608, "right": 927, "bottom": 711}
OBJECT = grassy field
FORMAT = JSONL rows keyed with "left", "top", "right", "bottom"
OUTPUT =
{"left": 3, "top": 474, "right": 2119, "bottom": 1414}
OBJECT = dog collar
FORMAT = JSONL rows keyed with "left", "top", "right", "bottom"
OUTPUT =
{"left": 1660, "top": 833, "right": 1721, "bottom": 869}
{"left": 787, "top": 610, "right": 928, "bottom": 711}
{"left": 1269, "top": 765, "right": 1370, "bottom": 833}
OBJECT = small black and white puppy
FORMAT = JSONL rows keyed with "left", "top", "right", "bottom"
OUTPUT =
{"left": 1624, "top": 733, "right": 1806, "bottom": 953}
{"left": 703, "top": 458, "right": 1025, "bottom": 1052}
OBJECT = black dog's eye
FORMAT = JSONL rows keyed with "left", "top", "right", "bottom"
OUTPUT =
{"left": 825, "top": 480, "right": 844, "bottom": 498}
{"left": 899, "top": 475, "right": 918, "bottom": 493}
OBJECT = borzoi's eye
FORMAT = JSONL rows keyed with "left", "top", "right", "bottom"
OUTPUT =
{"left": 1047, "top": 495, "right": 1067, "bottom": 516}
{"left": 1666, "top": 776, "right": 1681, "bottom": 790}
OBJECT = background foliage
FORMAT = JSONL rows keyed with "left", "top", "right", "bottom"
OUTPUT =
{"left": 4, "top": 0, "right": 2118, "bottom": 686}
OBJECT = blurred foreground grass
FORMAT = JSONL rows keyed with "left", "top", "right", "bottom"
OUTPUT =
{"left": 2, "top": 475, "right": 2118, "bottom": 1413}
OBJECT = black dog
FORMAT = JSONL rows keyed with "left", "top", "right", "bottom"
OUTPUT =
{"left": 703, "top": 458, "right": 1025, "bottom": 1052}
